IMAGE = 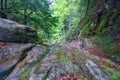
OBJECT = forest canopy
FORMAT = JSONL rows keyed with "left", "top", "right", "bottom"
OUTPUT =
{"left": 0, "top": 0, "right": 120, "bottom": 43}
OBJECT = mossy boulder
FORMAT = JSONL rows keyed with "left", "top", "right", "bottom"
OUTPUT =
{"left": 0, "top": 18, "right": 38, "bottom": 43}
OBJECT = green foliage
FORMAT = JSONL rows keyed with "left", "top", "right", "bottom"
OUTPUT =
{"left": 93, "top": 36, "right": 120, "bottom": 58}
{"left": 55, "top": 51, "right": 70, "bottom": 63}
{"left": 51, "top": 0, "right": 82, "bottom": 41}
{"left": 78, "top": 0, "right": 120, "bottom": 38}
{"left": 82, "top": 20, "right": 95, "bottom": 36}
{"left": 76, "top": 0, "right": 98, "bottom": 38}
{"left": 20, "top": 69, "right": 29, "bottom": 79}
{"left": 0, "top": 0, "right": 119, "bottom": 45}
{"left": 45, "top": 77, "right": 50, "bottom": 80}
{"left": 96, "top": 19, "right": 106, "bottom": 35}
{"left": 0, "top": 0, "right": 58, "bottom": 43}
{"left": 106, "top": 67, "right": 120, "bottom": 79}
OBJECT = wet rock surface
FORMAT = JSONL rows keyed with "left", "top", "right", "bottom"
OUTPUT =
{"left": 0, "top": 43, "right": 34, "bottom": 80}
{"left": 0, "top": 18, "right": 37, "bottom": 43}
{"left": 1, "top": 43, "right": 120, "bottom": 80}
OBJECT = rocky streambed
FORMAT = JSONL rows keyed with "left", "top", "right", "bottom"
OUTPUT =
{"left": 0, "top": 43, "right": 120, "bottom": 80}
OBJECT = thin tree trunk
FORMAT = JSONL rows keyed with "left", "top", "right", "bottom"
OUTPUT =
{"left": 24, "top": 8, "right": 27, "bottom": 25}
{"left": 68, "top": 14, "right": 72, "bottom": 30}
{"left": 1, "top": 0, "right": 3, "bottom": 10}
{"left": 0, "top": 0, "right": 7, "bottom": 18}
{"left": 5, "top": 0, "right": 7, "bottom": 9}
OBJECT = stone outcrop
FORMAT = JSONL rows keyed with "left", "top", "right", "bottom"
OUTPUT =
{"left": 0, "top": 43, "right": 34, "bottom": 80}
{"left": 4, "top": 44, "right": 120, "bottom": 80}
{"left": 0, "top": 18, "right": 37, "bottom": 43}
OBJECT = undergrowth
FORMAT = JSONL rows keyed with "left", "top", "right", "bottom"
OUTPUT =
{"left": 20, "top": 69, "right": 29, "bottom": 79}
{"left": 93, "top": 36, "right": 120, "bottom": 58}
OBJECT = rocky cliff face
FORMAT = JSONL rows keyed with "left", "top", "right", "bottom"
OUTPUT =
{"left": 0, "top": 18, "right": 37, "bottom": 43}
{"left": 0, "top": 19, "right": 120, "bottom": 80}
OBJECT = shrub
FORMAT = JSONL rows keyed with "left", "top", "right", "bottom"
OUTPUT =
{"left": 93, "top": 36, "right": 120, "bottom": 58}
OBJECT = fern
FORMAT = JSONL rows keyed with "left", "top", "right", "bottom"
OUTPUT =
{"left": 93, "top": 36, "right": 120, "bottom": 58}
{"left": 96, "top": 19, "right": 106, "bottom": 35}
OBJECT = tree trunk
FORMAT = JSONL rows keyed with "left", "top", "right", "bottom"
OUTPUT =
{"left": 24, "top": 9, "right": 27, "bottom": 25}
{"left": 0, "top": 0, "right": 7, "bottom": 18}
{"left": 1, "top": 0, "right": 3, "bottom": 10}
{"left": 5, "top": 0, "right": 7, "bottom": 9}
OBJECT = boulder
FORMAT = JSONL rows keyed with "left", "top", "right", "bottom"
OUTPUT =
{"left": 0, "top": 18, "right": 38, "bottom": 43}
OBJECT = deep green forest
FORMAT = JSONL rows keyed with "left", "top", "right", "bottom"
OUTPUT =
{"left": 0, "top": 0, "right": 120, "bottom": 56}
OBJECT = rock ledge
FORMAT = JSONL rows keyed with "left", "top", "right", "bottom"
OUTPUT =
{"left": 0, "top": 18, "right": 37, "bottom": 43}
